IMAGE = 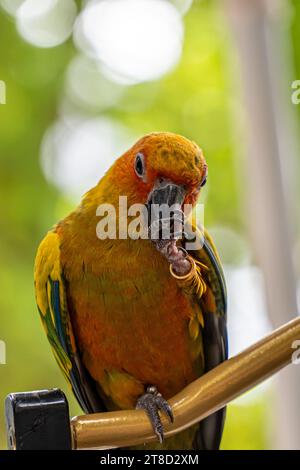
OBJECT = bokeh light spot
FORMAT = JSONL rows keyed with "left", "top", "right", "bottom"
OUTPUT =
{"left": 0, "top": 0, "right": 24, "bottom": 16}
{"left": 74, "top": 0, "right": 183, "bottom": 84}
{"left": 65, "top": 55, "right": 125, "bottom": 112}
{"left": 16, "top": 0, "right": 77, "bottom": 48}
{"left": 41, "top": 117, "right": 136, "bottom": 199}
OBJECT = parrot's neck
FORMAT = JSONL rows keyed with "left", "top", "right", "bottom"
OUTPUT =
{"left": 59, "top": 175, "right": 151, "bottom": 275}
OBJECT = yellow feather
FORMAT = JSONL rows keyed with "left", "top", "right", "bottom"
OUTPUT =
{"left": 188, "top": 316, "right": 199, "bottom": 341}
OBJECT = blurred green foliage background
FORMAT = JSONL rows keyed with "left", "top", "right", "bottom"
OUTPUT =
{"left": 0, "top": 0, "right": 299, "bottom": 449}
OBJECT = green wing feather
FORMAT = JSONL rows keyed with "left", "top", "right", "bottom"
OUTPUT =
{"left": 34, "top": 230, "right": 105, "bottom": 413}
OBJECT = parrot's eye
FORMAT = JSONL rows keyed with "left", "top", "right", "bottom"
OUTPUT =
{"left": 135, "top": 153, "right": 145, "bottom": 178}
{"left": 200, "top": 175, "right": 207, "bottom": 187}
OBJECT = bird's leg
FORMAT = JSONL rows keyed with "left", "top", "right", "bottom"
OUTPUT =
{"left": 136, "top": 385, "right": 174, "bottom": 443}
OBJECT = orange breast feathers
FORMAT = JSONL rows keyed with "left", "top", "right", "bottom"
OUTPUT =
{"left": 59, "top": 228, "right": 204, "bottom": 409}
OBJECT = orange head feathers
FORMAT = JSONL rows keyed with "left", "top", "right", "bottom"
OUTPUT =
{"left": 90, "top": 132, "right": 207, "bottom": 208}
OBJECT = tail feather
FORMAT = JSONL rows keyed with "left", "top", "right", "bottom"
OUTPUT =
{"left": 193, "top": 408, "right": 226, "bottom": 450}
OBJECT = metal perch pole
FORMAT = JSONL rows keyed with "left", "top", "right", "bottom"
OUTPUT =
{"left": 70, "top": 317, "right": 300, "bottom": 449}
{"left": 5, "top": 316, "right": 300, "bottom": 449}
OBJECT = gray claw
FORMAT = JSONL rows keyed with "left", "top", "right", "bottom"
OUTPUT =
{"left": 155, "top": 393, "right": 174, "bottom": 424}
{"left": 136, "top": 386, "right": 173, "bottom": 443}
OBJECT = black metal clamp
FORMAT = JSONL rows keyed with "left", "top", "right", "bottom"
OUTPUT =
{"left": 5, "top": 389, "right": 72, "bottom": 450}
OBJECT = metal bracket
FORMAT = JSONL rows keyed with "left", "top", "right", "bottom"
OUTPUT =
{"left": 5, "top": 389, "right": 72, "bottom": 450}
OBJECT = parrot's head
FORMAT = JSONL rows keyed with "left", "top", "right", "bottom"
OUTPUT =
{"left": 109, "top": 132, "right": 207, "bottom": 209}
{"left": 90, "top": 132, "right": 207, "bottom": 242}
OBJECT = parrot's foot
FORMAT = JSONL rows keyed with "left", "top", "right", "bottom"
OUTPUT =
{"left": 153, "top": 238, "right": 192, "bottom": 276}
{"left": 136, "top": 386, "right": 174, "bottom": 443}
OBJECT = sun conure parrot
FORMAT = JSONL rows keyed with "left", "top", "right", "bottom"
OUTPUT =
{"left": 34, "top": 132, "right": 227, "bottom": 450}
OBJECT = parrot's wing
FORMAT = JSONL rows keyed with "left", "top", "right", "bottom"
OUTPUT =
{"left": 184, "top": 225, "right": 228, "bottom": 450}
{"left": 34, "top": 231, "right": 105, "bottom": 414}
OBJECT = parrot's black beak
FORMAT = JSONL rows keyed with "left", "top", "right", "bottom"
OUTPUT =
{"left": 146, "top": 179, "right": 186, "bottom": 240}
{"left": 148, "top": 179, "right": 185, "bottom": 207}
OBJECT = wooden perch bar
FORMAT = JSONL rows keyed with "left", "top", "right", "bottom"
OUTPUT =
{"left": 71, "top": 316, "right": 300, "bottom": 449}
